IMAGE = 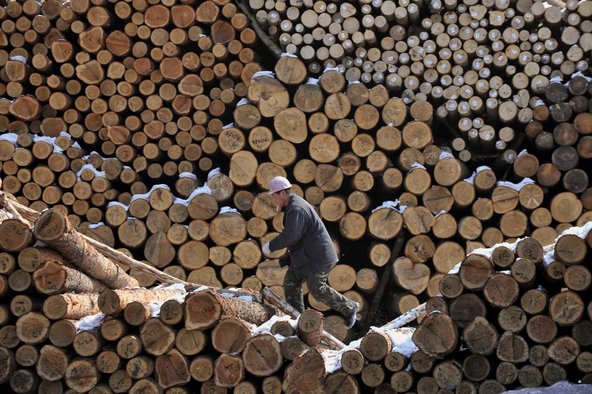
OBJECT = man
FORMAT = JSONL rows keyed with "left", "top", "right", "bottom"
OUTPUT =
{"left": 262, "top": 176, "right": 359, "bottom": 328}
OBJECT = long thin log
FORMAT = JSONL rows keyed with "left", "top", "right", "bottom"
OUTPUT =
{"left": 0, "top": 192, "right": 184, "bottom": 285}
{"left": 34, "top": 208, "right": 139, "bottom": 289}
{"left": 0, "top": 192, "right": 262, "bottom": 300}
{"left": 235, "top": 0, "right": 282, "bottom": 59}
{"left": 262, "top": 287, "right": 346, "bottom": 350}
{"left": 359, "top": 233, "right": 405, "bottom": 334}
{"left": 371, "top": 303, "right": 427, "bottom": 333}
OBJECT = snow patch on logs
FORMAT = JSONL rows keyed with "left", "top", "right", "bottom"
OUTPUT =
{"left": 250, "top": 314, "right": 298, "bottom": 342}
{"left": 207, "top": 167, "right": 221, "bottom": 180}
{"left": 439, "top": 151, "right": 454, "bottom": 159}
{"left": 0, "top": 133, "right": 18, "bottom": 144}
{"left": 9, "top": 55, "right": 27, "bottom": 64}
{"left": 130, "top": 184, "right": 170, "bottom": 203}
{"left": 463, "top": 165, "right": 492, "bottom": 184}
{"left": 372, "top": 199, "right": 407, "bottom": 213}
{"left": 220, "top": 206, "right": 239, "bottom": 215}
{"left": 107, "top": 201, "right": 128, "bottom": 210}
{"left": 410, "top": 162, "right": 427, "bottom": 171}
{"left": 76, "top": 312, "right": 106, "bottom": 332}
{"left": 252, "top": 70, "right": 275, "bottom": 79}
{"left": 496, "top": 178, "right": 535, "bottom": 191}
{"left": 76, "top": 164, "right": 106, "bottom": 180}
{"left": 174, "top": 184, "right": 213, "bottom": 207}
{"left": 178, "top": 172, "right": 197, "bottom": 180}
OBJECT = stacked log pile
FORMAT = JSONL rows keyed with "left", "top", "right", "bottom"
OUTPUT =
{"left": 254, "top": 0, "right": 592, "bottom": 164}
{"left": 315, "top": 224, "right": 592, "bottom": 393}
{"left": 0, "top": 205, "right": 284, "bottom": 393}
{"left": 0, "top": 0, "right": 265, "bottom": 175}
{"left": 0, "top": 203, "right": 371, "bottom": 393}
{"left": 521, "top": 72, "right": 591, "bottom": 196}
{"left": 0, "top": 0, "right": 591, "bottom": 391}
{"left": 0, "top": 0, "right": 591, "bottom": 338}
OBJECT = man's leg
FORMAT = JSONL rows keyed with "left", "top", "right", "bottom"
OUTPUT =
{"left": 306, "top": 272, "right": 358, "bottom": 327}
{"left": 283, "top": 266, "right": 305, "bottom": 313}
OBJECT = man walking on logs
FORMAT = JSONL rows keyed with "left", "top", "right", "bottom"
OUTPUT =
{"left": 262, "top": 176, "right": 359, "bottom": 328}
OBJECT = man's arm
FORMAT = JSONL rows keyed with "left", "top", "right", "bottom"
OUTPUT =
{"left": 269, "top": 208, "right": 307, "bottom": 251}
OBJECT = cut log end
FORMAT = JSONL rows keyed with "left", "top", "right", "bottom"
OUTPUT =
{"left": 33, "top": 207, "right": 67, "bottom": 242}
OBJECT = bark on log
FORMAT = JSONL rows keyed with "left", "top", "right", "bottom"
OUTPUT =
{"left": 185, "top": 290, "right": 276, "bottom": 330}
{"left": 33, "top": 260, "right": 107, "bottom": 295}
{"left": 34, "top": 208, "right": 138, "bottom": 288}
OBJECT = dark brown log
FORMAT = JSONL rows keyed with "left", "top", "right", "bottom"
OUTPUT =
{"left": 459, "top": 254, "right": 493, "bottom": 291}
{"left": 212, "top": 317, "right": 251, "bottom": 353}
{"left": 497, "top": 332, "right": 530, "bottom": 363}
{"left": 412, "top": 313, "right": 458, "bottom": 357}
{"left": 549, "top": 291, "right": 585, "bottom": 326}
{"left": 243, "top": 334, "right": 283, "bottom": 377}
{"left": 449, "top": 293, "right": 487, "bottom": 329}
{"left": 214, "top": 353, "right": 244, "bottom": 388}
{"left": 140, "top": 318, "right": 175, "bottom": 357}
{"left": 463, "top": 316, "right": 499, "bottom": 355}
{"left": 360, "top": 331, "right": 392, "bottom": 362}
{"left": 484, "top": 273, "right": 520, "bottom": 308}
{"left": 282, "top": 348, "right": 325, "bottom": 393}
{"left": 65, "top": 359, "right": 99, "bottom": 392}
{"left": 0, "top": 219, "right": 33, "bottom": 252}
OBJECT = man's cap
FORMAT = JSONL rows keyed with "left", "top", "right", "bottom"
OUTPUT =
{"left": 268, "top": 176, "right": 292, "bottom": 194}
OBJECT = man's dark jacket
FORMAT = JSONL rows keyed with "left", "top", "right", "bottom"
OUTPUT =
{"left": 269, "top": 194, "right": 338, "bottom": 276}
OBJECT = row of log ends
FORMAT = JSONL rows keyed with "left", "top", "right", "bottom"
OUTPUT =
{"left": 411, "top": 229, "right": 592, "bottom": 392}
{"left": 1, "top": 197, "right": 591, "bottom": 392}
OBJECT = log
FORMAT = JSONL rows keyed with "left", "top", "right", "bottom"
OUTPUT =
{"left": 98, "top": 287, "right": 185, "bottom": 315}
{"left": 0, "top": 219, "right": 33, "bottom": 252}
{"left": 282, "top": 348, "right": 325, "bottom": 393}
{"left": 1, "top": 193, "right": 187, "bottom": 286}
{"left": 33, "top": 260, "right": 107, "bottom": 295}
{"left": 412, "top": 312, "right": 458, "bottom": 357}
{"left": 43, "top": 293, "right": 99, "bottom": 320}
{"left": 34, "top": 208, "right": 138, "bottom": 288}
{"left": 297, "top": 309, "right": 324, "bottom": 347}
{"left": 243, "top": 333, "right": 283, "bottom": 377}
{"left": 212, "top": 317, "right": 251, "bottom": 353}
{"left": 185, "top": 290, "right": 276, "bottom": 330}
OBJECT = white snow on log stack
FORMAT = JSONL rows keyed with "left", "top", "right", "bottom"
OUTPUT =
{"left": 179, "top": 172, "right": 197, "bottom": 180}
{"left": 322, "top": 327, "right": 417, "bottom": 374}
{"left": 76, "top": 312, "right": 106, "bottom": 333}
{"left": 496, "top": 178, "right": 535, "bottom": 191}
{"left": 130, "top": 184, "right": 170, "bottom": 203}
{"left": 372, "top": 199, "right": 407, "bottom": 213}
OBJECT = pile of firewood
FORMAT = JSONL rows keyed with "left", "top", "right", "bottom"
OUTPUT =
{"left": 308, "top": 224, "right": 592, "bottom": 393}
{"left": 0, "top": 0, "right": 591, "bottom": 340}
{"left": 1, "top": 196, "right": 590, "bottom": 392}
{"left": 0, "top": 0, "right": 591, "bottom": 391}
{"left": 0, "top": 199, "right": 327, "bottom": 393}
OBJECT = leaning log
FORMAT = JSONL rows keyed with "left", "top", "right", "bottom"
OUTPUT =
{"left": 185, "top": 290, "right": 276, "bottom": 330}
{"left": 33, "top": 208, "right": 138, "bottom": 289}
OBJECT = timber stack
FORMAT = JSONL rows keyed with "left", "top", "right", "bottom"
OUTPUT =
{"left": 1, "top": 203, "right": 591, "bottom": 393}
{"left": 0, "top": 203, "right": 313, "bottom": 393}
{"left": 0, "top": 0, "right": 590, "bottom": 391}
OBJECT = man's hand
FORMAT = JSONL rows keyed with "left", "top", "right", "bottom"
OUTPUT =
{"left": 279, "top": 254, "right": 290, "bottom": 267}
{"left": 262, "top": 242, "right": 271, "bottom": 256}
